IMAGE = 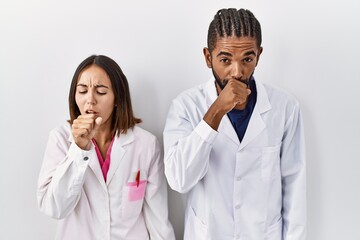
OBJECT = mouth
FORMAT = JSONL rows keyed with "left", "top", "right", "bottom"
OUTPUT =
{"left": 85, "top": 110, "right": 99, "bottom": 115}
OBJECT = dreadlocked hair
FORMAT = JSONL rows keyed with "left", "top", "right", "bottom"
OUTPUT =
{"left": 207, "top": 8, "right": 262, "bottom": 52}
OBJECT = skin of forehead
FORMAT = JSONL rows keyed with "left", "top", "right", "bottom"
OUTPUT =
{"left": 213, "top": 36, "right": 259, "bottom": 53}
{"left": 77, "top": 65, "right": 111, "bottom": 87}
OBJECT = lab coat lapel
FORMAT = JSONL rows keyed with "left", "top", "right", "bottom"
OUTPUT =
{"left": 88, "top": 154, "right": 108, "bottom": 190}
{"left": 106, "top": 129, "right": 134, "bottom": 185}
{"left": 239, "top": 81, "right": 271, "bottom": 150}
{"left": 218, "top": 116, "right": 240, "bottom": 145}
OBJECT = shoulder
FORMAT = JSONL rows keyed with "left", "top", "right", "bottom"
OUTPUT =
{"left": 49, "top": 122, "right": 72, "bottom": 142}
{"left": 260, "top": 82, "right": 300, "bottom": 110}
{"left": 173, "top": 81, "right": 209, "bottom": 105}
{"left": 169, "top": 81, "right": 212, "bottom": 117}
{"left": 263, "top": 83, "right": 298, "bottom": 103}
{"left": 128, "top": 126, "right": 160, "bottom": 156}
{"left": 131, "top": 126, "right": 158, "bottom": 144}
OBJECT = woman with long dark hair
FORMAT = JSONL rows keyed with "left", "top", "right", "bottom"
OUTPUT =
{"left": 37, "top": 55, "right": 175, "bottom": 240}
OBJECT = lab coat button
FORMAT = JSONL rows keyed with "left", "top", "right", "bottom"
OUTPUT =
{"left": 235, "top": 204, "right": 241, "bottom": 210}
{"left": 236, "top": 176, "right": 241, "bottom": 181}
{"left": 83, "top": 156, "right": 89, "bottom": 161}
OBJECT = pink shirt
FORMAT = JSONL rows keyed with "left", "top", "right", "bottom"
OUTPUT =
{"left": 92, "top": 137, "right": 115, "bottom": 182}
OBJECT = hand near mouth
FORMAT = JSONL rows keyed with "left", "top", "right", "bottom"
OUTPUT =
{"left": 72, "top": 114, "right": 103, "bottom": 150}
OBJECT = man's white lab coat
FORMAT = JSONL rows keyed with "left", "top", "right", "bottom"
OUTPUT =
{"left": 37, "top": 124, "right": 175, "bottom": 240}
{"left": 164, "top": 79, "right": 306, "bottom": 240}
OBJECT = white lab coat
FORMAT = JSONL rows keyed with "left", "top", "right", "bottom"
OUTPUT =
{"left": 37, "top": 123, "right": 175, "bottom": 240}
{"left": 164, "top": 79, "right": 306, "bottom": 240}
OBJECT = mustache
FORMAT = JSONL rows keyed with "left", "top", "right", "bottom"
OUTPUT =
{"left": 212, "top": 68, "right": 253, "bottom": 90}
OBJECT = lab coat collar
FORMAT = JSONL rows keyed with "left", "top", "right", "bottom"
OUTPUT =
{"left": 204, "top": 78, "right": 272, "bottom": 149}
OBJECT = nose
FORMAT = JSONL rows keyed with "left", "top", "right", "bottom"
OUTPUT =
{"left": 86, "top": 91, "right": 96, "bottom": 105}
{"left": 231, "top": 62, "right": 243, "bottom": 80}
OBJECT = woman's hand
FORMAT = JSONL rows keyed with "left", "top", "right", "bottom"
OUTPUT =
{"left": 71, "top": 114, "right": 103, "bottom": 150}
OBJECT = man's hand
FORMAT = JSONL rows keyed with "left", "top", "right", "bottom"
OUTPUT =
{"left": 71, "top": 114, "right": 103, "bottom": 150}
{"left": 203, "top": 79, "right": 250, "bottom": 130}
{"left": 217, "top": 79, "right": 251, "bottom": 112}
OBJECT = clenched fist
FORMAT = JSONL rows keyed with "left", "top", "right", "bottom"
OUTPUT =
{"left": 217, "top": 79, "right": 251, "bottom": 113}
{"left": 72, "top": 114, "right": 103, "bottom": 150}
{"left": 203, "top": 79, "right": 251, "bottom": 131}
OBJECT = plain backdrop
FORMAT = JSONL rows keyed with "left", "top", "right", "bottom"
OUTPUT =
{"left": 1, "top": 0, "right": 359, "bottom": 239}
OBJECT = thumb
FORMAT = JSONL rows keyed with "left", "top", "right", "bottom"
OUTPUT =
{"left": 88, "top": 117, "right": 103, "bottom": 140}
{"left": 94, "top": 117, "right": 103, "bottom": 131}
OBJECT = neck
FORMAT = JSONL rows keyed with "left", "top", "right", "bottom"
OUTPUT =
{"left": 94, "top": 124, "right": 115, "bottom": 146}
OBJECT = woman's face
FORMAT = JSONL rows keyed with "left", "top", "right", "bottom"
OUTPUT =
{"left": 75, "top": 64, "right": 115, "bottom": 128}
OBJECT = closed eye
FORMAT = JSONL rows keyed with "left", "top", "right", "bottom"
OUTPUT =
{"left": 77, "top": 89, "right": 87, "bottom": 94}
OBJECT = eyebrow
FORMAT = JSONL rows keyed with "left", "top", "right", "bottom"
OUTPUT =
{"left": 77, "top": 83, "right": 109, "bottom": 89}
{"left": 216, "top": 51, "right": 233, "bottom": 57}
{"left": 244, "top": 50, "right": 256, "bottom": 56}
{"left": 216, "top": 50, "right": 257, "bottom": 58}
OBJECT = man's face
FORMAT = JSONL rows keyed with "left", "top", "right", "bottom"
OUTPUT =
{"left": 204, "top": 36, "right": 263, "bottom": 89}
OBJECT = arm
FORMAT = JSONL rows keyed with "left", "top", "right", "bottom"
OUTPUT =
{"left": 163, "top": 99, "right": 218, "bottom": 193}
{"left": 164, "top": 80, "right": 249, "bottom": 193}
{"left": 281, "top": 103, "right": 307, "bottom": 240}
{"left": 37, "top": 128, "right": 95, "bottom": 219}
{"left": 143, "top": 139, "right": 175, "bottom": 240}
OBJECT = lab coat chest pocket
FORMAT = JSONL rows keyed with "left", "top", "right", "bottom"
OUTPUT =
{"left": 261, "top": 144, "right": 281, "bottom": 181}
{"left": 122, "top": 180, "right": 147, "bottom": 218}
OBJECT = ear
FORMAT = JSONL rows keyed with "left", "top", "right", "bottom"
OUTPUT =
{"left": 255, "top": 46, "right": 263, "bottom": 67}
{"left": 203, "top": 47, "right": 212, "bottom": 68}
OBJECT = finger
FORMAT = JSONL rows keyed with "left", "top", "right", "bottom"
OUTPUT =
{"left": 72, "top": 128, "right": 89, "bottom": 139}
{"left": 94, "top": 117, "right": 103, "bottom": 130}
{"left": 73, "top": 116, "right": 95, "bottom": 129}
{"left": 73, "top": 122, "right": 93, "bottom": 132}
{"left": 238, "top": 79, "right": 249, "bottom": 88}
{"left": 77, "top": 113, "right": 97, "bottom": 119}
{"left": 74, "top": 115, "right": 95, "bottom": 123}
{"left": 87, "top": 117, "right": 103, "bottom": 139}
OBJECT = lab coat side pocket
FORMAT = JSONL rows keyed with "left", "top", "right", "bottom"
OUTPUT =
{"left": 266, "top": 217, "right": 282, "bottom": 240}
{"left": 184, "top": 207, "right": 209, "bottom": 240}
{"left": 261, "top": 145, "right": 281, "bottom": 181}
{"left": 122, "top": 180, "right": 147, "bottom": 218}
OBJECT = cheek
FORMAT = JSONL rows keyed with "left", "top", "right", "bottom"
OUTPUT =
{"left": 103, "top": 97, "right": 115, "bottom": 114}
{"left": 75, "top": 95, "right": 85, "bottom": 112}
{"left": 213, "top": 66, "right": 227, "bottom": 78}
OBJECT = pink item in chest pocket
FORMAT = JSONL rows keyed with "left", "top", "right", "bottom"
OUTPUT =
{"left": 127, "top": 180, "right": 147, "bottom": 201}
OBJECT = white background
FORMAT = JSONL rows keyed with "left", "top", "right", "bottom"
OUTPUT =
{"left": 1, "top": 0, "right": 359, "bottom": 239}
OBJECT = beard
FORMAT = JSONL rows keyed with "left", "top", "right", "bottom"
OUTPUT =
{"left": 211, "top": 67, "right": 253, "bottom": 90}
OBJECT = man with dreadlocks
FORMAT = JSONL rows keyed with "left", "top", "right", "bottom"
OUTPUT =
{"left": 163, "top": 8, "right": 306, "bottom": 240}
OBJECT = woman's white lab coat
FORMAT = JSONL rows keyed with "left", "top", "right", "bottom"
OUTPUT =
{"left": 37, "top": 124, "right": 175, "bottom": 240}
{"left": 164, "top": 79, "right": 306, "bottom": 240}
